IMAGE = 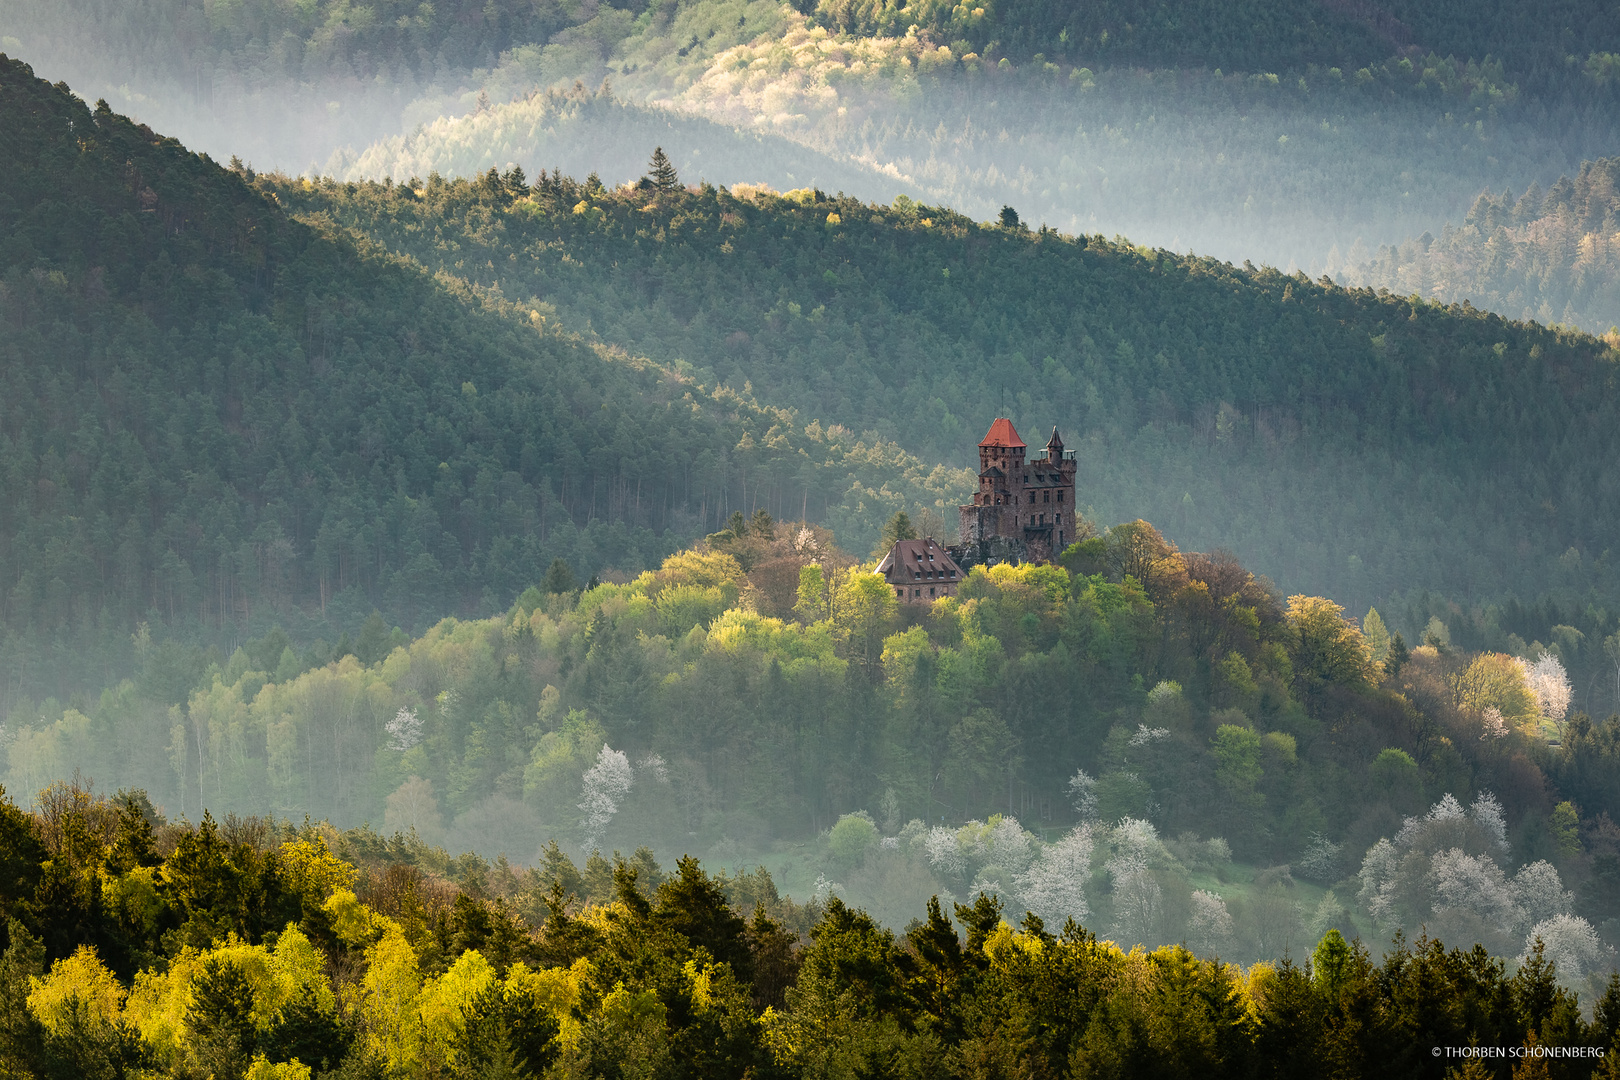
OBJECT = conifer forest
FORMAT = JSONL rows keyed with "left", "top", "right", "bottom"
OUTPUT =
{"left": 6, "top": 0, "right": 1620, "bottom": 1072}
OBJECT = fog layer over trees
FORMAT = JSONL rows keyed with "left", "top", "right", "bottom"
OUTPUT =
{"left": 1345, "top": 157, "right": 1620, "bottom": 333}
{"left": 9, "top": 0, "right": 1620, "bottom": 279}
{"left": 11, "top": 517, "right": 1620, "bottom": 981}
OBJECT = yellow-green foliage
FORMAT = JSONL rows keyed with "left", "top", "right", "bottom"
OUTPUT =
{"left": 279, "top": 834, "right": 357, "bottom": 908}
{"left": 27, "top": 946, "right": 124, "bottom": 1035}
{"left": 1286, "top": 595, "right": 1376, "bottom": 686}
{"left": 102, "top": 865, "right": 164, "bottom": 937}
{"left": 1450, "top": 652, "right": 1538, "bottom": 728}
{"left": 360, "top": 927, "right": 426, "bottom": 1069}
{"left": 245, "top": 1054, "right": 312, "bottom": 1080}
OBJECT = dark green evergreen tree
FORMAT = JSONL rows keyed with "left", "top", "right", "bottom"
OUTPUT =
{"left": 647, "top": 147, "right": 680, "bottom": 193}
{"left": 187, "top": 957, "right": 257, "bottom": 1080}
{"left": 542, "top": 560, "right": 579, "bottom": 595}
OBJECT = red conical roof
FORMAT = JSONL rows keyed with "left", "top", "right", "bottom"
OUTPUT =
{"left": 979, "top": 418, "right": 1025, "bottom": 448}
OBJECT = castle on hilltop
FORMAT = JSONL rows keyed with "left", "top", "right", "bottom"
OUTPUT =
{"left": 881, "top": 419, "right": 1076, "bottom": 603}
{"left": 957, "top": 418, "right": 1077, "bottom": 567}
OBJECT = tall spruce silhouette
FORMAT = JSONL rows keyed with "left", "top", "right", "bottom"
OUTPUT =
{"left": 647, "top": 146, "right": 680, "bottom": 193}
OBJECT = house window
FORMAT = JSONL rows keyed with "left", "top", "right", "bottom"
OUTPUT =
{"left": 1028, "top": 493, "right": 1035, "bottom": 503}
{"left": 929, "top": 587, "right": 936, "bottom": 597}
{"left": 1043, "top": 490, "right": 1050, "bottom": 502}
{"left": 1057, "top": 491, "right": 1064, "bottom": 502}
{"left": 914, "top": 589, "right": 921, "bottom": 598}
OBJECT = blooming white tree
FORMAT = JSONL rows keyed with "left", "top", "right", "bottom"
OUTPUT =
{"left": 385, "top": 706, "right": 422, "bottom": 752}
{"left": 920, "top": 817, "right": 1042, "bottom": 904}
{"left": 1128, "top": 723, "right": 1171, "bottom": 747}
{"left": 1015, "top": 825, "right": 1093, "bottom": 928}
{"left": 1511, "top": 860, "right": 1573, "bottom": 932}
{"left": 635, "top": 753, "right": 669, "bottom": 784}
{"left": 812, "top": 873, "right": 844, "bottom": 902}
{"left": 1480, "top": 706, "right": 1509, "bottom": 740}
{"left": 1428, "top": 848, "right": 1518, "bottom": 934}
{"left": 1357, "top": 790, "right": 1573, "bottom": 956}
{"left": 1523, "top": 915, "right": 1613, "bottom": 989}
{"left": 1471, "top": 792, "right": 1510, "bottom": 853}
{"left": 924, "top": 826, "right": 966, "bottom": 878}
{"left": 1296, "top": 832, "right": 1343, "bottom": 881}
{"left": 1106, "top": 817, "right": 1164, "bottom": 946}
{"left": 1357, "top": 837, "right": 1402, "bottom": 925}
{"left": 577, "top": 743, "right": 634, "bottom": 851}
{"left": 1067, "top": 770, "right": 1099, "bottom": 823}
{"left": 1525, "top": 652, "right": 1572, "bottom": 731}
{"left": 1188, "top": 890, "right": 1234, "bottom": 956}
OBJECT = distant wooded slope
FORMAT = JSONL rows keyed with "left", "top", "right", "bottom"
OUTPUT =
{"left": 0, "top": 55, "right": 958, "bottom": 704}
{"left": 1345, "top": 158, "right": 1620, "bottom": 334}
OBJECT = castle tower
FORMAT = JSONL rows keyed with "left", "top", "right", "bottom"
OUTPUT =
{"left": 957, "top": 418, "right": 1076, "bottom": 564}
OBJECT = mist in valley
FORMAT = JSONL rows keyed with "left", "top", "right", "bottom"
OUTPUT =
{"left": 7, "top": 3, "right": 1620, "bottom": 1023}
{"left": 10, "top": 0, "right": 1620, "bottom": 303}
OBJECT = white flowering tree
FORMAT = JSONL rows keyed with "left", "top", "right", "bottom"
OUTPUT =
{"left": 1015, "top": 825, "right": 1094, "bottom": 929}
{"left": 577, "top": 743, "right": 634, "bottom": 852}
{"left": 1066, "top": 769, "right": 1099, "bottom": 823}
{"left": 1523, "top": 914, "right": 1614, "bottom": 992}
{"left": 385, "top": 706, "right": 422, "bottom": 752}
{"left": 1357, "top": 791, "right": 1575, "bottom": 955}
{"left": 1525, "top": 651, "right": 1572, "bottom": 737}
{"left": 1188, "top": 890, "right": 1234, "bottom": 956}
{"left": 920, "top": 816, "right": 1038, "bottom": 894}
{"left": 1105, "top": 817, "right": 1165, "bottom": 947}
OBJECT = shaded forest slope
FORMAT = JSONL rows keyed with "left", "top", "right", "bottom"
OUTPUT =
{"left": 273, "top": 163, "right": 1620, "bottom": 624}
{"left": 0, "top": 56, "right": 959, "bottom": 705}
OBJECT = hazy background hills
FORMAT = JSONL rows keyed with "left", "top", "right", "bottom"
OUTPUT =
{"left": 8, "top": 0, "right": 1620, "bottom": 309}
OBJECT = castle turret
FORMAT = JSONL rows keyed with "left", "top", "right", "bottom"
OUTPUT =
{"left": 957, "top": 418, "right": 1077, "bottom": 565}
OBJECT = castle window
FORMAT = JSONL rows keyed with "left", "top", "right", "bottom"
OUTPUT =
{"left": 1043, "top": 490, "right": 1050, "bottom": 503}
{"left": 1028, "top": 493, "right": 1035, "bottom": 503}
{"left": 1057, "top": 491, "right": 1064, "bottom": 502}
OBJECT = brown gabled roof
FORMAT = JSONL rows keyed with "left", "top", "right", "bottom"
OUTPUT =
{"left": 878, "top": 538, "right": 963, "bottom": 583}
{"left": 979, "top": 418, "right": 1025, "bottom": 448}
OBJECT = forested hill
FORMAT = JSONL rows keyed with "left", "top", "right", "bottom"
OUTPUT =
{"left": 10, "top": 0, "right": 1620, "bottom": 88}
{"left": 808, "top": 0, "right": 1620, "bottom": 87}
{"left": 0, "top": 56, "right": 960, "bottom": 706}
{"left": 271, "top": 163, "right": 1620, "bottom": 631}
{"left": 1347, "top": 157, "right": 1620, "bottom": 334}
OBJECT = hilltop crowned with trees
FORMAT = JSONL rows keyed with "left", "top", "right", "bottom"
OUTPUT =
{"left": 12, "top": 507, "right": 1620, "bottom": 982}
{"left": 266, "top": 151, "right": 1620, "bottom": 685}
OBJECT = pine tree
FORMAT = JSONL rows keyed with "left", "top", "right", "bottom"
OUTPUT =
{"left": 647, "top": 147, "right": 679, "bottom": 193}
